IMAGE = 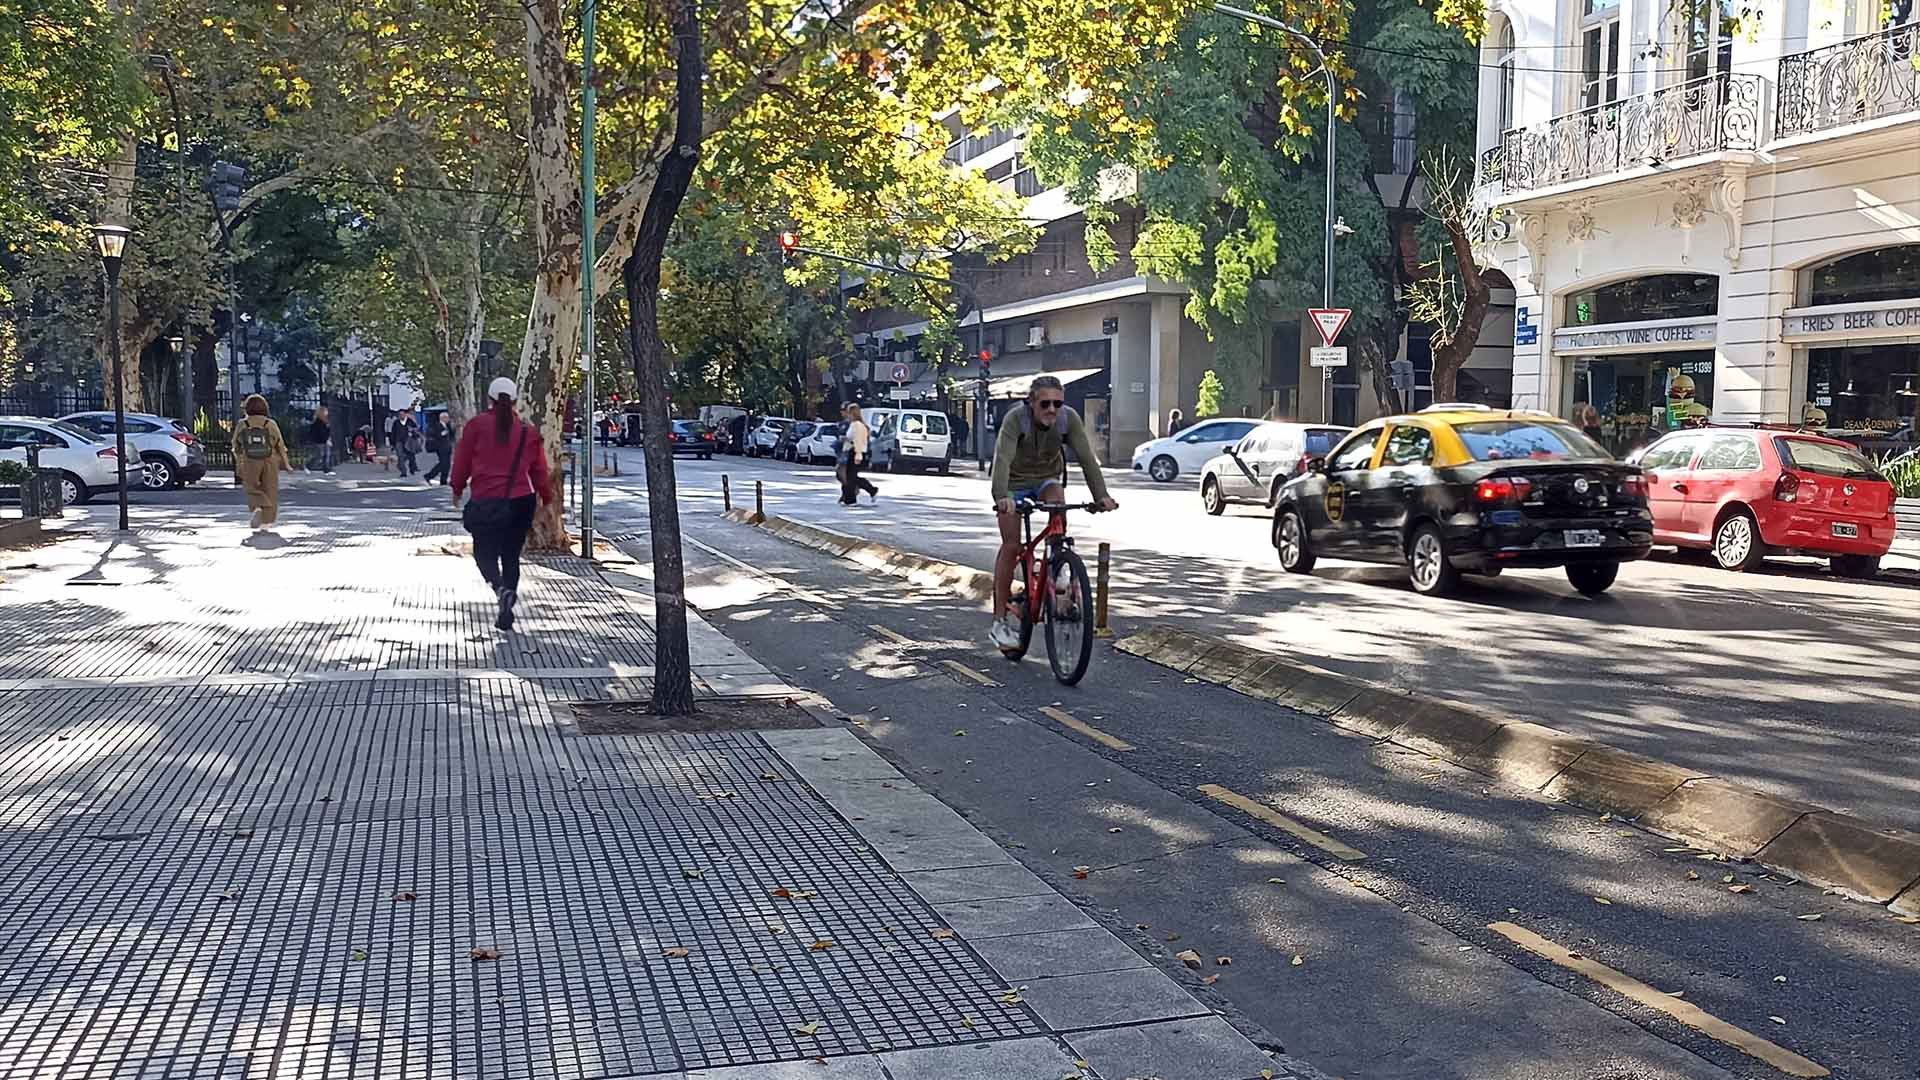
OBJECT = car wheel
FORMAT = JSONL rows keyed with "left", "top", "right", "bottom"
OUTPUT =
{"left": 1201, "top": 476, "right": 1225, "bottom": 516}
{"left": 1711, "top": 509, "right": 1764, "bottom": 572}
{"left": 59, "top": 472, "right": 89, "bottom": 506}
{"left": 1566, "top": 561, "right": 1619, "bottom": 596}
{"left": 1406, "top": 523, "right": 1459, "bottom": 597}
{"left": 1832, "top": 554, "right": 1880, "bottom": 579}
{"left": 1275, "top": 507, "right": 1316, "bottom": 573}
{"left": 141, "top": 455, "right": 176, "bottom": 490}
{"left": 1149, "top": 455, "right": 1178, "bottom": 483}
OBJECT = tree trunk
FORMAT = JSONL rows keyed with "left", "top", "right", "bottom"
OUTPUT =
{"left": 1431, "top": 218, "right": 1492, "bottom": 403}
{"left": 451, "top": 213, "right": 484, "bottom": 428}
{"left": 100, "top": 135, "right": 147, "bottom": 413}
{"left": 1359, "top": 335, "right": 1402, "bottom": 418}
{"left": 624, "top": 0, "right": 705, "bottom": 717}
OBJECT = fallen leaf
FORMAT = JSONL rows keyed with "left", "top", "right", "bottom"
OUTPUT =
{"left": 952, "top": 729, "right": 966, "bottom": 737}
{"left": 1072, "top": 869, "right": 1089, "bottom": 880}
{"left": 792, "top": 1021, "right": 821, "bottom": 1037}
{"left": 682, "top": 869, "right": 706, "bottom": 880}
{"left": 1135, "top": 923, "right": 1151, "bottom": 931}
{"left": 1267, "top": 878, "right": 1286, "bottom": 885}
{"left": 1895, "top": 914, "right": 1920, "bottom": 924}
{"left": 1795, "top": 913, "right": 1824, "bottom": 921}
{"left": 1774, "top": 975, "right": 1788, "bottom": 983}
{"left": 1593, "top": 897, "right": 1612, "bottom": 905}
{"left": 931, "top": 928, "right": 956, "bottom": 940}
{"left": 1663, "top": 846, "right": 1694, "bottom": 852}
{"left": 1685, "top": 870, "right": 1700, "bottom": 881}
{"left": 663, "top": 947, "right": 690, "bottom": 958}
{"left": 470, "top": 947, "right": 501, "bottom": 961}
{"left": 960, "top": 1016, "right": 975, "bottom": 1028}
{"left": 393, "top": 890, "right": 417, "bottom": 902}
{"left": 1183, "top": 677, "right": 1199, "bottom": 683}
{"left": 219, "top": 887, "right": 241, "bottom": 901}
{"left": 1566, "top": 951, "right": 1583, "bottom": 959}
{"left": 1729, "top": 883, "right": 1755, "bottom": 894}
{"left": 351, "top": 948, "right": 368, "bottom": 961}
{"left": 1215, "top": 955, "right": 1232, "bottom": 966}
{"left": 768, "top": 925, "right": 786, "bottom": 935}
{"left": 1176, "top": 949, "right": 1203, "bottom": 970}
{"left": 1506, "top": 907, "right": 1520, "bottom": 914}
{"left": 998, "top": 991, "right": 1023, "bottom": 1004}
{"left": 1599, "top": 812, "right": 1613, "bottom": 822}
{"left": 810, "top": 939, "right": 835, "bottom": 951}
{"left": 758, "top": 772, "right": 780, "bottom": 781}
{"left": 1769, "top": 1016, "right": 1787, "bottom": 1026}
{"left": 1202, "top": 974, "right": 1220, "bottom": 985}
{"left": 1108, "top": 827, "right": 1122, "bottom": 833}
{"left": 1263, "top": 1072, "right": 1276, "bottom": 1080}
{"left": 1723, "top": 874, "right": 1737, "bottom": 884}
{"left": 1615, "top": 829, "right": 1635, "bottom": 837}
{"left": 1290, "top": 954, "right": 1305, "bottom": 966}
{"left": 1165, "top": 933, "right": 1181, "bottom": 942}
{"left": 1075, "top": 1061, "right": 1090, "bottom": 1070}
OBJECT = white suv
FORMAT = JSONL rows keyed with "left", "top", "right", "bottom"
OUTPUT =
{"left": 60, "top": 411, "right": 208, "bottom": 490}
{"left": 0, "top": 417, "right": 128, "bottom": 505}
{"left": 745, "top": 417, "right": 792, "bottom": 457}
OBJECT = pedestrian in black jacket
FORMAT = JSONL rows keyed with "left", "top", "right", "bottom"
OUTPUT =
{"left": 422, "top": 412, "right": 454, "bottom": 484}
{"left": 307, "top": 406, "right": 334, "bottom": 472}
{"left": 390, "top": 409, "right": 421, "bottom": 476}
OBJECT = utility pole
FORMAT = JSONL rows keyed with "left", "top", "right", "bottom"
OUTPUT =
{"left": 578, "top": 0, "right": 598, "bottom": 560}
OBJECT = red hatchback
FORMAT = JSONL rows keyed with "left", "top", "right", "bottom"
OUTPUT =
{"left": 1631, "top": 428, "right": 1895, "bottom": 576}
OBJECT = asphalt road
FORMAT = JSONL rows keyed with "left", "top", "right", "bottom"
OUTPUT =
{"left": 595, "top": 493, "right": 1919, "bottom": 1080}
{"left": 627, "top": 452, "right": 1920, "bottom": 836}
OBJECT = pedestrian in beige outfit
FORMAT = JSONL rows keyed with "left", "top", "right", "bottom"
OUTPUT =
{"left": 231, "top": 394, "right": 290, "bottom": 529}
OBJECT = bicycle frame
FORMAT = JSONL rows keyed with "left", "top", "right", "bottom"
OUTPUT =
{"left": 1014, "top": 500, "right": 1096, "bottom": 620}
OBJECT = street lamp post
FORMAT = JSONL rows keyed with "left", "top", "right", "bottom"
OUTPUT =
{"left": 1212, "top": 3, "right": 1344, "bottom": 420}
{"left": 94, "top": 223, "right": 133, "bottom": 532}
{"left": 169, "top": 333, "right": 186, "bottom": 422}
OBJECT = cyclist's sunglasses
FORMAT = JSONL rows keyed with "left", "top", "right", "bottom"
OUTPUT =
{"left": 1035, "top": 398, "right": 1065, "bottom": 411}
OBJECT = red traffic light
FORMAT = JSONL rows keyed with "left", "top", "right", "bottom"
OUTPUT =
{"left": 777, "top": 230, "right": 798, "bottom": 253}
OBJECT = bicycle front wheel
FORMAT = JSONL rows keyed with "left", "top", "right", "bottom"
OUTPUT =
{"left": 1043, "top": 549, "right": 1094, "bottom": 686}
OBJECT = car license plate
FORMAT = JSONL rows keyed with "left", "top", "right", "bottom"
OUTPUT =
{"left": 1564, "top": 529, "right": 1604, "bottom": 548}
{"left": 1831, "top": 522, "right": 1858, "bottom": 538}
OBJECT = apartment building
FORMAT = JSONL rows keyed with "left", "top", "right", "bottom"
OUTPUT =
{"left": 1476, "top": 0, "right": 1920, "bottom": 455}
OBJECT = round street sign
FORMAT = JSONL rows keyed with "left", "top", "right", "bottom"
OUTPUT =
{"left": 891, "top": 363, "right": 910, "bottom": 383}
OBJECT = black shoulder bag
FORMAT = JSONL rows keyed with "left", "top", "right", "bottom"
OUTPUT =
{"left": 462, "top": 425, "right": 529, "bottom": 532}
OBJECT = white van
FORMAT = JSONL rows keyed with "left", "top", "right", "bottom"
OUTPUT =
{"left": 872, "top": 409, "right": 954, "bottom": 474}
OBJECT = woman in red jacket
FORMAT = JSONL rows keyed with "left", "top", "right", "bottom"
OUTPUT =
{"left": 451, "top": 377, "right": 554, "bottom": 630}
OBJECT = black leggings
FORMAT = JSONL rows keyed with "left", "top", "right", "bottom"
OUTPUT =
{"left": 840, "top": 459, "right": 878, "bottom": 504}
{"left": 470, "top": 495, "right": 537, "bottom": 593}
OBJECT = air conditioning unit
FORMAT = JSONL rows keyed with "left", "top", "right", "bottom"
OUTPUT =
{"left": 1026, "top": 324, "right": 1046, "bottom": 349}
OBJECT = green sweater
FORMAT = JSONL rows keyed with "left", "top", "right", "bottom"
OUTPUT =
{"left": 990, "top": 404, "right": 1111, "bottom": 503}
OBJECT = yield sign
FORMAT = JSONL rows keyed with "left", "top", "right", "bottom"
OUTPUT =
{"left": 1309, "top": 308, "right": 1352, "bottom": 348}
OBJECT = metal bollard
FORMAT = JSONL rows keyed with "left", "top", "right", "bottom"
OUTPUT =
{"left": 1094, "top": 541, "right": 1113, "bottom": 638}
{"left": 751, "top": 479, "right": 766, "bottom": 524}
{"left": 722, "top": 474, "right": 732, "bottom": 512}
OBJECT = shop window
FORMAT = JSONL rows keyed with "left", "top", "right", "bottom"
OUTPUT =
{"left": 1565, "top": 274, "right": 1719, "bottom": 325}
{"left": 1806, "top": 245, "right": 1920, "bottom": 307}
{"left": 1569, "top": 352, "right": 1715, "bottom": 457}
{"left": 1806, "top": 344, "right": 1920, "bottom": 440}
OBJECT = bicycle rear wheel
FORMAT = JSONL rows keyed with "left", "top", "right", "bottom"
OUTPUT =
{"left": 1043, "top": 549, "right": 1094, "bottom": 686}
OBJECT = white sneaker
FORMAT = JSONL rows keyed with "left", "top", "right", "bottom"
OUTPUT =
{"left": 988, "top": 615, "right": 1022, "bottom": 651}
{"left": 249, "top": 508, "right": 262, "bottom": 529}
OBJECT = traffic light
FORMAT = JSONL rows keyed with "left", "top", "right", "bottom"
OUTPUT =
{"left": 978, "top": 346, "right": 993, "bottom": 379}
{"left": 210, "top": 161, "right": 245, "bottom": 214}
{"left": 777, "top": 230, "right": 799, "bottom": 257}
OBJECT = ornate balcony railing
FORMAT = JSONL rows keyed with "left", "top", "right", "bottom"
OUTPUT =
{"left": 1777, "top": 21, "right": 1920, "bottom": 137}
{"left": 1478, "top": 144, "right": 1506, "bottom": 188}
{"left": 1492, "top": 72, "right": 1764, "bottom": 193}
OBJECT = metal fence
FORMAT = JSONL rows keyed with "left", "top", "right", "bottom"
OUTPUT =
{"left": 0, "top": 389, "right": 107, "bottom": 420}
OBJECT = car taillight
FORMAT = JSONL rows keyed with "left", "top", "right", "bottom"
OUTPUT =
{"left": 1620, "top": 474, "right": 1648, "bottom": 499}
{"left": 96, "top": 447, "right": 117, "bottom": 458}
{"left": 1474, "top": 476, "right": 1532, "bottom": 503}
{"left": 1774, "top": 472, "right": 1799, "bottom": 503}
{"left": 170, "top": 432, "right": 196, "bottom": 446}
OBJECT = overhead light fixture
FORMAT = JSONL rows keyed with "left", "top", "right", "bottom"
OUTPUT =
{"left": 1896, "top": 376, "right": 1918, "bottom": 398}
{"left": 1837, "top": 379, "right": 1861, "bottom": 398}
{"left": 93, "top": 222, "right": 131, "bottom": 262}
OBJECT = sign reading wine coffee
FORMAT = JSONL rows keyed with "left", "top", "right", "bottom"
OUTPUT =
{"left": 1782, "top": 298, "right": 1920, "bottom": 339}
{"left": 1552, "top": 317, "right": 1718, "bottom": 354}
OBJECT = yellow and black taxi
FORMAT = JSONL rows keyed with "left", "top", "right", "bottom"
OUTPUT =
{"left": 1271, "top": 406, "right": 1653, "bottom": 596}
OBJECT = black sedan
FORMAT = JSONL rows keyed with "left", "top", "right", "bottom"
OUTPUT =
{"left": 1271, "top": 409, "right": 1653, "bottom": 596}
{"left": 669, "top": 421, "right": 717, "bottom": 459}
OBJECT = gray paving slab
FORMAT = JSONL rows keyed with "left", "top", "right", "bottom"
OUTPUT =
{"left": 688, "top": 1056, "right": 883, "bottom": 1079}
{"left": 763, "top": 728, "right": 908, "bottom": 783}
{"left": 1018, "top": 967, "right": 1212, "bottom": 1031}
{"left": 878, "top": 1036, "right": 1085, "bottom": 1079}
{"left": 966, "top": 927, "right": 1153, "bottom": 982}
{"left": 898, "top": 863, "right": 1049, "bottom": 904}
{"left": 934, "top": 894, "right": 1100, "bottom": 938}
{"left": 1066, "top": 1016, "right": 1282, "bottom": 1080}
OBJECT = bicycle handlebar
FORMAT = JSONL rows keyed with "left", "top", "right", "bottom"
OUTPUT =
{"left": 1015, "top": 500, "right": 1106, "bottom": 514}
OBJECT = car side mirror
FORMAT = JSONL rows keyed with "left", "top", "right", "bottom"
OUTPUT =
{"left": 1303, "top": 456, "right": 1325, "bottom": 475}
{"left": 1224, "top": 446, "right": 1239, "bottom": 458}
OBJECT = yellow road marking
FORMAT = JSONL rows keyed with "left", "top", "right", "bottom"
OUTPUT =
{"left": 1039, "top": 706, "right": 1134, "bottom": 751}
{"left": 868, "top": 624, "right": 916, "bottom": 647}
{"left": 1197, "top": 784, "right": 1367, "bottom": 862}
{"left": 939, "top": 660, "right": 1001, "bottom": 687}
{"left": 1488, "top": 922, "right": 1829, "bottom": 1078}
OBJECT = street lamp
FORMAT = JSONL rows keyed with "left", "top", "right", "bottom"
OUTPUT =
{"left": 94, "top": 223, "right": 133, "bottom": 531}
{"left": 168, "top": 332, "right": 187, "bottom": 421}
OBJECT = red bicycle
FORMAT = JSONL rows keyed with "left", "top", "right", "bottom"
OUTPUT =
{"left": 1002, "top": 499, "right": 1101, "bottom": 685}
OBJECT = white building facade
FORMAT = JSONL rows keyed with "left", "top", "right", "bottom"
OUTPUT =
{"left": 1476, "top": 0, "right": 1920, "bottom": 455}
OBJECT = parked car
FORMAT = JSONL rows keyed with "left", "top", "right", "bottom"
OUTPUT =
{"left": 1272, "top": 409, "right": 1653, "bottom": 597}
{"left": 745, "top": 417, "right": 793, "bottom": 457}
{"left": 1200, "top": 422, "right": 1349, "bottom": 514}
{"left": 669, "top": 420, "right": 717, "bottom": 459}
{"left": 1629, "top": 427, "right": 1895, "bottom": 576}
{"left": 1131, "top": 418, "right": 1263, "bottom": 483}
{"left": 0, "top": 416, "right": 129, "bottom": 505}
{"left": 772, "top": 421, "right": 816, "bottom": 462}
{"left": 796, "top": 423, "right": 844, "bottom": 465}
{"left": 871, "top": 409, "right": 954, "bottom": 473}
{"left": 59, "top": 411, "right": 207, "bottom": 490}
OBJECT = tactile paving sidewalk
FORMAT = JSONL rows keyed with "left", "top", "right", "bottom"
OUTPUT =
{"left": 0, "top": 511, "right": 1043, "bottom": 1078}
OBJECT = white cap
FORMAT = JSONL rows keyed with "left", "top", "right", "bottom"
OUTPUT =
{"left": 487, "top": 376, "right": 517, "bottom": 400}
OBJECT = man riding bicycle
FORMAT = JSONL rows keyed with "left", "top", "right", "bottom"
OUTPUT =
{"left": 989, "top": 376, "right": 1119, "bottom": 650}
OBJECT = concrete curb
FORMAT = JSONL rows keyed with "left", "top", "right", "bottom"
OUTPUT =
{"left": 722, "top": 508, "right": 1920, "bottom": 914}
{"left": 1115, "top": 626, "right": 1920, "bottom": 912}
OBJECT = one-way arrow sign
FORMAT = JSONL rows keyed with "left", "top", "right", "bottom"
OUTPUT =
{"left": 1309, "top": 308, "right": 1351, "bottom": 348}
